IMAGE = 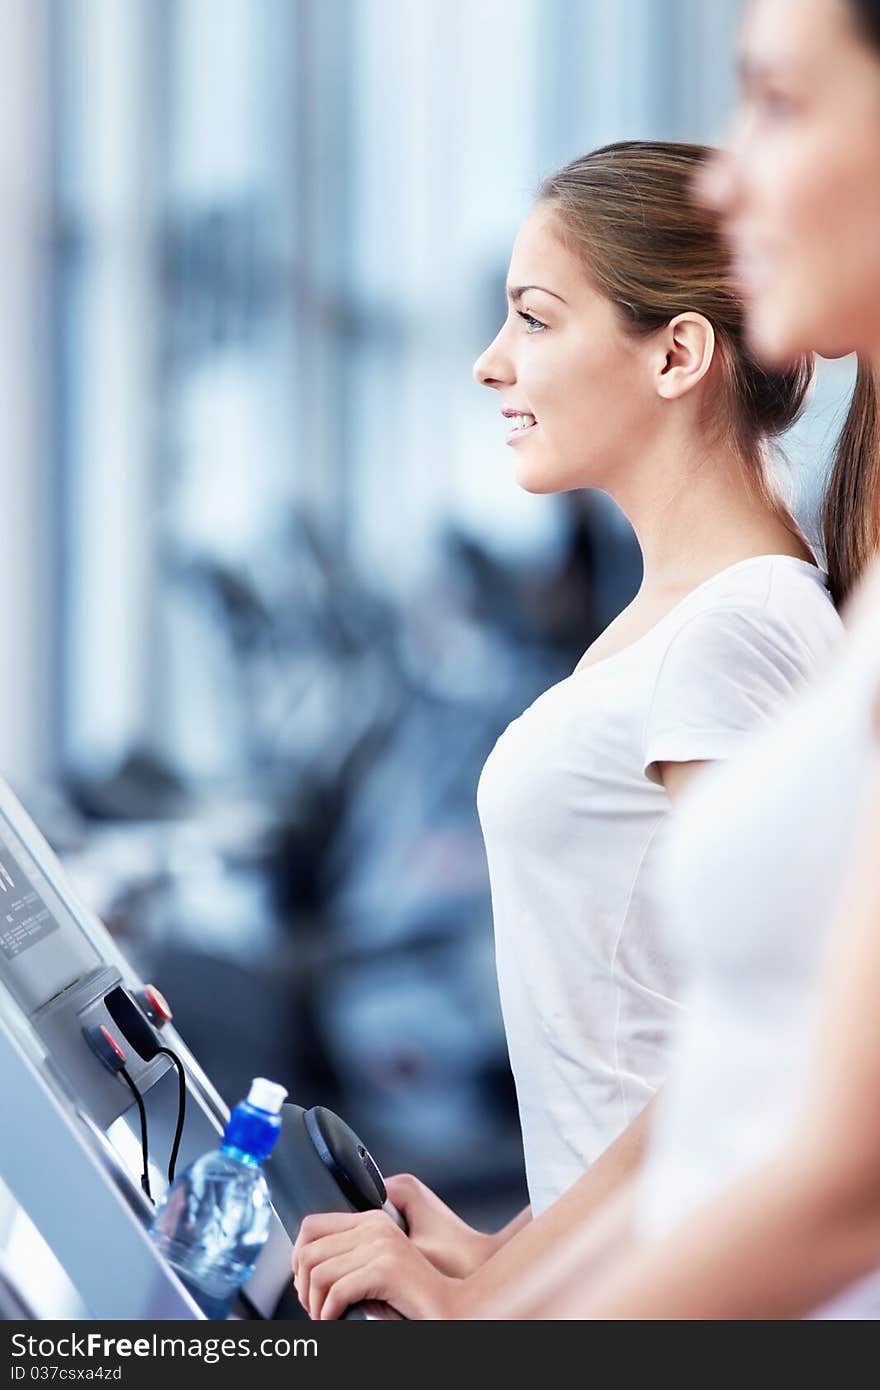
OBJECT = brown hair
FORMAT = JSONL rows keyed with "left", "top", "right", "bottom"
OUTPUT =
{"left": 816, "top": 3, "right": 880, "bottom": 604}
{"left": 821, "top": 359, "right": 880, "bottom": 605}
{"left": 850, "top": 0, "right": 880, "bottom": 49}
{"left": 538, "top": 142, "right": 813, "bottom": 552}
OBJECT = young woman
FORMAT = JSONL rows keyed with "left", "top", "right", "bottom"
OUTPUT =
{"left": 559, "top": 0, "right": 880, "bottom": 1319}
{"left": 291, "top": 139, "right": 845, "bottom": 1319}
{"left": 497, "top": 0, "right": 880, "bottom": 1320}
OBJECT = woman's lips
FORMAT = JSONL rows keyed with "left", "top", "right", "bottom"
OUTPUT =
{"left": 506, "top": 420, "right": 538, "bottom": 446}
{"left": 502, "top": 410, "right": 538, "bottom": 445}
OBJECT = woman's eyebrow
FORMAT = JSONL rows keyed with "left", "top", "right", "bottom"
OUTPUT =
{"left": 507, "top": 284, "right": 568, "bottom": 305}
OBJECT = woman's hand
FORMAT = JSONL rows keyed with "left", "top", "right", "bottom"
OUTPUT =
{"left": 384, "top": 1173, "right": 500, "bottom": 1277}
{"left": 292, "top": 1209, "right": 462, "bottom": 1320}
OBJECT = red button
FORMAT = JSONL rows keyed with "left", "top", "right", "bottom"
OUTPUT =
{"left": 100, "top": 1025, "right": 126, "bottom": 1062}
{"left": 83, "top": 1023, "right": 127, "bottom": 1073}
{"left": 144, "top": 985, "right": 172, "bottom": 1025}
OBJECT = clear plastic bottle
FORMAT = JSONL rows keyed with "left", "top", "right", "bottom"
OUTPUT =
{"left": 150, "top": 1077, "right": 288, "bottom": 1319}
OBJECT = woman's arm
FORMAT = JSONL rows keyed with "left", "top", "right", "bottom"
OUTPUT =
{"left": 293, "top": 1095, "right": 655, "bottom": 1319}
{"left": 657, "top": 758, "right": 707, "bottom": 799}
{"left": 555, "top": 1149, "right": 880, "bottom": 1320}
{"left": 464, "top": 1106, "right": 650, "bottom": 1318}
{"left": 381, "top": 1174, "right": 531, "bottom": 1279}
{"left": 551, "top": 763, "right": 880, "bottom": 1320}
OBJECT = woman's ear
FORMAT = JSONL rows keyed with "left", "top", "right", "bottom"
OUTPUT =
{"left": 654, "top": 312, "right": 716, "bottom": 400}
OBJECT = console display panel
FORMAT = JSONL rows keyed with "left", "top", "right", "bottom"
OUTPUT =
{"left": 0, "top": 813, "right": 101, "bottom": 1015}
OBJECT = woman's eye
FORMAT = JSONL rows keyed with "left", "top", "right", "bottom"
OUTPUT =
{"left": 517, "top": 310, "right": 546, "bottom": 333}
{"left": 754, "top": 87, "right": 796, "bottom": 120}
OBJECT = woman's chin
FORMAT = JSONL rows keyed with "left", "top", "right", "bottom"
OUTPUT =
{"left": 745, "top": 308, "right": 812, "bottom": 371}
{"left": 514, "top": 458, "right": 580, "bottom": 496}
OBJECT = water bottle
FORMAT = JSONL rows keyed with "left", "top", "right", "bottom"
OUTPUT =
{"left": 151, "top": 1077, "right": 288, "bottom": 1319}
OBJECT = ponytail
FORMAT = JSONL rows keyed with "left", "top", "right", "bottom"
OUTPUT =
{"left": 821, "top": 357, "right": 880, "bottom": 606}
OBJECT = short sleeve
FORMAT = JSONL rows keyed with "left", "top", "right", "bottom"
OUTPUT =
{"left": 641, "top": 605, "right": 823, "bottom": 785}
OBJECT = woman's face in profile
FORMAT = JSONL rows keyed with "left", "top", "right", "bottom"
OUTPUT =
{"left": 703, "top": 0, "right": 880, "bottom": 365}
{"left": 472, "top": 203, "right": 657, "bottom": 498}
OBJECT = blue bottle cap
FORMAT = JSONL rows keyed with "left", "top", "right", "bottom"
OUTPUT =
{"left": 221, "top": 1077, "right": 287, "bottom": 1163}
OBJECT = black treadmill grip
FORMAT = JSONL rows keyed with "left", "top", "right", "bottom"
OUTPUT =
{"left": 303, "top": 1106, "right": 387, "bottom": 1211}
{"left": 265, "top": 1103, "right": 407, "bottom": 1321}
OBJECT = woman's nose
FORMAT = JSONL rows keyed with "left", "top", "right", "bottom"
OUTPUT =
{"left": 474, "top": 340, "right": 511, "bottom": 389}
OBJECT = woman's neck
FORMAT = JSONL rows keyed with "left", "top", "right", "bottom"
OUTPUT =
{"left": 606, "top": 430, "right": 811, "bottom": 597}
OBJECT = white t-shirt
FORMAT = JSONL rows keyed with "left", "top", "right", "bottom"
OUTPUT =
{"left": 637, "top": 588, "right": 880, "bottom": 1318}
{"left": 476, "top": 555, "right": 841, "bottom": 1215}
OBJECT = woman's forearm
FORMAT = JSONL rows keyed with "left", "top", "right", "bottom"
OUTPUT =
{"left": 482, "top": 1180, "right": 637, "bottom": 1319}
{"left": 564, "top": 1149, "right": 880, "bottom": 1320}
{"left": 454, "top": 1098, "right": 655, "bottom": 1317}
{"left": 489, "top": 1205, "right": 533, "bottom": 1251}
